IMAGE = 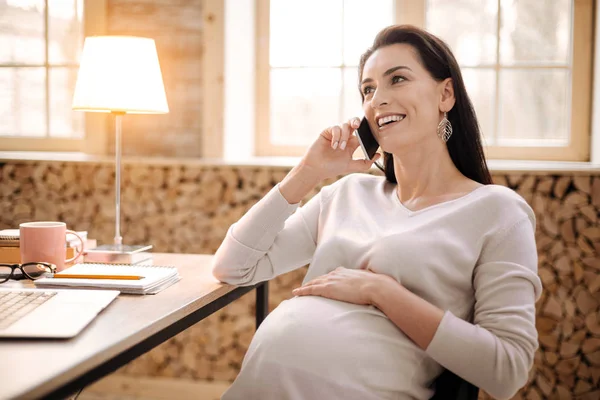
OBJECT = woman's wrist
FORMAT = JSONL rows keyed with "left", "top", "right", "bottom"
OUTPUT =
{"left": 366, "top": 273, "right": 402, "bottom": 308}
{"left": 279, "top": 163, "right": 322, "bottom": 204}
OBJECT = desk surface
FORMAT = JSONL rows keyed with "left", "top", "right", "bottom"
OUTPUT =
{"left": 0, "top": 253, "right": 237, "bottom": 400}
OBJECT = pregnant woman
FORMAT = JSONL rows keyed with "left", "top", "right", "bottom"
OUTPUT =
{"left": 212, "top": 25, "right": 542, "bottom": 400}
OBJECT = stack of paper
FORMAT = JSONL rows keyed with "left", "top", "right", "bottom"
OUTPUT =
{"left": 0, "top": 229, "right": 88, "bottom": 247}
{"left": 0, "top": 229, "right": 19, "bottom": 247}
{"left": 34, "top": 263, "right": 180, "bottom": 295}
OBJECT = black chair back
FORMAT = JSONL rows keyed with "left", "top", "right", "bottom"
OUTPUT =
{"left": 430, "top": 369, "right": 479, "bottom": 400}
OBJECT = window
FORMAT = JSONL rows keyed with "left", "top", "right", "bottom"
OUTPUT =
{"left": 256, "top": 0, "right": 395, "bottom": 156}
{"left": 0, "top": 0, "right": 106, "bottom": 152}
{"left": 256, "top": 0, "right": 593, "bottom": 161}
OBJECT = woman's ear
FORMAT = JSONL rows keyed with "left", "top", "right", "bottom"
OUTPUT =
{"left": 439, "top": 77, "right": 455, "bottom": 112}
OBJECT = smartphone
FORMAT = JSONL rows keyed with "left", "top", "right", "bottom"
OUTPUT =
{"left": 355, "top": 117, "right": 379, "bottom": 160}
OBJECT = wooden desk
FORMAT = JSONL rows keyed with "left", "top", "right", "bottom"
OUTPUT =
{"left": 0, "top": 253, "right": 268, "bottom": 400}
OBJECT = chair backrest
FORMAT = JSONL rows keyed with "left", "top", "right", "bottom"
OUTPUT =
{"left": 430, "top": 369, "right": 479, "bottom": 400}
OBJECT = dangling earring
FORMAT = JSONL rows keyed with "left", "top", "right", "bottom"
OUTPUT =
{"left": 437, "top": 112, "right": 452, "bottom": 142}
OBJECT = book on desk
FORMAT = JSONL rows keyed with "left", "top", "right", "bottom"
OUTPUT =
{"left": 33, "top": 262, "right": 180, "bottom": 294}
{"left": 83, "top": 244, "right": 153, "bottom": 264}
{"left": 0, "top": 229, "right": 88, "bottom": 246}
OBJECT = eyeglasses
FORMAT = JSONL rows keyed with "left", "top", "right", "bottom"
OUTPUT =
{"left": 0, "top": 262, "right": 56, "bottom": 283}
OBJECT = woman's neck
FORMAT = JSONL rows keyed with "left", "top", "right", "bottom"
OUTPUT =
{"left": 391, "top": 145, "right": 464, "bottom": 203}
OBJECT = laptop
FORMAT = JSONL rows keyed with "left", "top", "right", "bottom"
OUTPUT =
{"left": 0, "top": 288, "right": 119, "bottom": 338}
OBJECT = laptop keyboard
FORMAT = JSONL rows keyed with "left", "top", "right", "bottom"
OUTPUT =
{"left": 0, "top": 291, "right": 57, "bottom": 330}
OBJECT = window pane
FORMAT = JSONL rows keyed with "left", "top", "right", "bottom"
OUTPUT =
{"left": 0, "top": 0, "right": 45, "bottom": 64}
{"left": 498, "top": 69, "right": 569, "bottom": 145}
{"left": 49, "top": 67, "right": 83, "bottom": 138}
{"left": 0, "top": 68, "right": 46, "bottom": 137}
{"left": 461, "top": 68, "right": 496, "bottom": 145}
{"left": 343, "top": 0, "right": 394, "bottom": 66}
{"left": 48, "top": 0, "right": 84, "bottom": 64}
{"left": 500, "top": 0, "right": 571, "bottom": 65}
{"left": 426, "top": 0, "right": 498, "bottom": 66}
{"left": 342, "top": 67, "right": 363, "bottom": 121}
{"left": 270, "top": 0, "right": 343, "bottom": 67}
{"left": 271, "top": 68, "right": 341, "bottom": 146}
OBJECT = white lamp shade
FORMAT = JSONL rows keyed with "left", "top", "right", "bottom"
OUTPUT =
{"left": 72, "top": 36, "right": 169, "bottom": 114}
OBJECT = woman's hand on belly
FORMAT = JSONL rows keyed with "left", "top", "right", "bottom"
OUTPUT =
{"left": 292, "top": 266, "right": 396, "bottom": 306}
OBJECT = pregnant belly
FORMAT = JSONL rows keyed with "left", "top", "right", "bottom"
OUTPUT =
{"left": 243, "top": 296, "right": 425, "bottom": 395}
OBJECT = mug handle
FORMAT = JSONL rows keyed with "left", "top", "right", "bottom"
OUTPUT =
{"left": 65, "top": 230, "right": 85, "bottom": 264}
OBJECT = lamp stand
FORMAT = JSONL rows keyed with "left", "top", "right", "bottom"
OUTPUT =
{"left": 83, "top": 112, "right": 153, "bottom": 264}
{"left": 114, "top": 111, "right": 124, "bottom": 246}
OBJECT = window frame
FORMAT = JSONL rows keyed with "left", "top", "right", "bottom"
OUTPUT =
{"left": 255, "top": 0, "right": 594, "bottom": 161}
{"left": 0, "top": 0, "right": 108, "bottom": 154}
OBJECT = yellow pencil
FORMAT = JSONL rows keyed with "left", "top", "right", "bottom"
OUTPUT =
{"left": 54, "top": 274, "right": 145, "bottom": 280}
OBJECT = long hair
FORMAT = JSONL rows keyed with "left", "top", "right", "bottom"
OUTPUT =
{"left": 358, "top": 25, "right": 492, "bottom": 185}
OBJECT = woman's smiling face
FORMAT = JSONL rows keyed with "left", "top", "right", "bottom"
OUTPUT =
{"left": 360, "top": 43, "right": 453, "bottom": 153}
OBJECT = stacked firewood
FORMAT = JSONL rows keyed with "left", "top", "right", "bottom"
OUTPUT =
{"left": 1, "top": 161, "right": 598, "bottom": 398}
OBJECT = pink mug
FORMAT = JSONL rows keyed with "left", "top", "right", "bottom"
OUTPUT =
{"left": 20, "top": 222, "right": 85, "bottom": 272}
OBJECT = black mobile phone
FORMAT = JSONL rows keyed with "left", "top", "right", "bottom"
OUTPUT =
{"left": 355, "top": 117, "right": 379, "bottom": 160}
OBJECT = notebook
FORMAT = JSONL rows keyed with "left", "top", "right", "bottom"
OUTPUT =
{"left": 84, "top": 244, "right": 153, "bottom": 264}
{"left": 0, "top": 229, "right": 88, "bottom": 247}
{"left": 33, "top": 263, "right": 180, "bottom": 295}
{"left": 0, "top": 229, "right": 19, "bottom": 247}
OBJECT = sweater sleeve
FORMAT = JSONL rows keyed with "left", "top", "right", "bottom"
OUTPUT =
{"left": 425, "top": 216, "right": 543, "bottom": 400}
{"left": 211, "top": 184, "right": 322, "bottom": 286}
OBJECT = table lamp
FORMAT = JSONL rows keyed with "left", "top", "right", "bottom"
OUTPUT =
{"left": 72, "top": 36, "right": 169, "bottom": 263}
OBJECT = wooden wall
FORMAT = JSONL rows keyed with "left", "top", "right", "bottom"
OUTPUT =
{"left": 1, "top": 160, "right": 599, "bottom": 399}
{"left": 106, "top": 0, "right": 205, "bottom": 157}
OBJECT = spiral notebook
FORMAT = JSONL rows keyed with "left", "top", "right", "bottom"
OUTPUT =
{"left": 0, "top": 229, "right": 88, "bottom": 247}
{"left": 34, "top": 263, "right": 180, "bottom": 295}
{"left": 0, "top": 229, "right": 20, "bottom": 247}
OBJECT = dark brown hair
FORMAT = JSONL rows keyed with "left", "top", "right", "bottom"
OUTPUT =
{"left": 359, "top": 25, "right": 492, "bottom": 185}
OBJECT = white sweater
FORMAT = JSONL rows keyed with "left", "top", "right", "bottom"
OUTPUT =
{"left": 212, "top": 173, "right": 542, "bottom": 400}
